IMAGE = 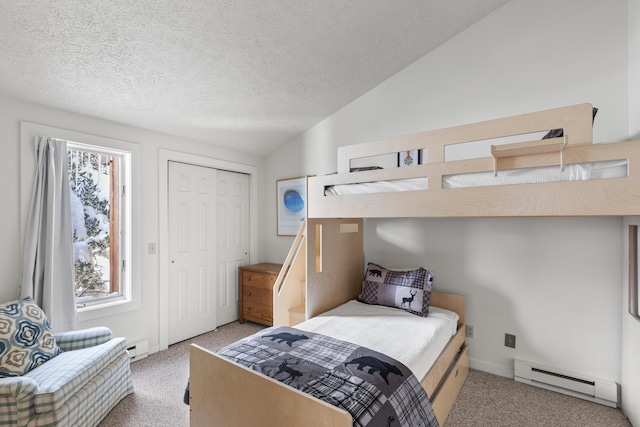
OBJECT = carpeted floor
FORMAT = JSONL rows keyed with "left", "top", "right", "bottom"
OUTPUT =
{"left": 99, "top": 321, "right": 631, "bottom": 427}
{"left": 445, "top": 369, "right": 631, "bottom": 427}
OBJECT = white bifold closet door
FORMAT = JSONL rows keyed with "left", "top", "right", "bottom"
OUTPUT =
{"left": 215, "top": 169, "right": 250, "bottom": 326}
{"left": 168, "top": 162, "right": 249, "bottom": 345}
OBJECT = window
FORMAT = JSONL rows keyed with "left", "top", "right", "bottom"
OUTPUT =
{"left": 631, "top": 226, "right": 640, "bottom": 321}
{"left": 68, "top": 142, "right": 132, "bottom": 309}
{"left": 21, "top": 122, "right": 140, "bottom": 320}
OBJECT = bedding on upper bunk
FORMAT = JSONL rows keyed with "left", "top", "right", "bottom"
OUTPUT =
{"left": 216, "top": 325, "right": 440, "bottom": 427}
{"left": 442, "top": 159, "right": 627, "bottom": 188}
{"left": 324, "top": 159, "right": 627, "bottom": 196}
{"left": 325, "top": 177, "right": 427, "bottom": 195}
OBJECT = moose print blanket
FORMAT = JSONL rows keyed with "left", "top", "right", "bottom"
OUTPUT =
{"left": 216, "top": 326, "right": 440, "bottom": 427}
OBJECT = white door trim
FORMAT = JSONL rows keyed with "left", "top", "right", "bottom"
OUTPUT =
{"left": 158, "top": 149, "right": 258, "bottom": 351}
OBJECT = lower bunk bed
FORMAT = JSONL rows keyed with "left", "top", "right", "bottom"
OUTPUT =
{"left": 189, "top": 290, "right": 468, "bottom": 427}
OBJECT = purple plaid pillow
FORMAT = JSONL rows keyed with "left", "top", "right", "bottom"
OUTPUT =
{"left": 357, "top": 262, "right": 434, "bottom": 317}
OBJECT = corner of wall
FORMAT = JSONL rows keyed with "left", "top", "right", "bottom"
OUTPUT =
{"left": 624, "top": 1, "right": 640, "bottom": 422}
{"left": 629, "top": 0, "right": 640, "bottom": 139}
{"left": 622, "top": 217, "right": 640, "bottom": 425}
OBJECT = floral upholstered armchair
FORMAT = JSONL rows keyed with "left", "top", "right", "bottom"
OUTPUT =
{"left": 0, "top": 297, "right": 133, "bottom": 426}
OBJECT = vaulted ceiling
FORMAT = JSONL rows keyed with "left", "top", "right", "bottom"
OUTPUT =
{"left": 0, "top": 1, "right": 510, "bottom": 156}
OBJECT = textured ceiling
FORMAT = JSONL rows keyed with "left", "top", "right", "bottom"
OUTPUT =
{"left": 0, "top": 0, "right": 510, "bottom": 156}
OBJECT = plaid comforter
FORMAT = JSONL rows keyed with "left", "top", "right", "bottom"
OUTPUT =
{"left": 216, "top": 326, "right": 439, "bottom": 427}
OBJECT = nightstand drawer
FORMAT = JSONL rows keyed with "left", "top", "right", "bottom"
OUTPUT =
{"left": 242, "top": 286, "right": 271, "bottom": 306}
{"left": 242, "top": 302, "right": 273, "bottom": 325}
{"left": 242, "top": 271, "right": 276, "bottom": 290}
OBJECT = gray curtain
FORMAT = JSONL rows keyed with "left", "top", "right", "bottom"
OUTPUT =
{"left": 19, "top": 136, "right": 78, "bottom": 333}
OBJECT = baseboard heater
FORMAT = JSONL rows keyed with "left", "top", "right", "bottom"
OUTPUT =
{"left": 514, "top": 359, "right": 618, "bottom": 408}
{"left": 126, "top": 340, "right": 149, "bottom": 363}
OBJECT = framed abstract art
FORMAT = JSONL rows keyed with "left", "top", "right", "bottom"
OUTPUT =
{"left": 276, "top": 176, "right": 307, "bottom": 236}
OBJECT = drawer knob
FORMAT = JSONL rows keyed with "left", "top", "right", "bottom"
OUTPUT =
{"left": 247, "top": 291, "right": 252, "bottom": 296}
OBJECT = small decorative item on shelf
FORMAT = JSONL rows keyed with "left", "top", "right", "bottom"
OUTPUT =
{"left": 398, "top": 149, "right": 420, "bottom": 167}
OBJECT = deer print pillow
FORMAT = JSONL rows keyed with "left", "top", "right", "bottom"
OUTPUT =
{"left": 357, "top": 262, "right": 434, "bottom": 317}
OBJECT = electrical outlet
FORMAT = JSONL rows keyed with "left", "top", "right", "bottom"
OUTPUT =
{"left": 466, "top": 325, "right": 474, "bottom": 339}
{"left": 505, "top": 333, "right": 516, "bottom": 348}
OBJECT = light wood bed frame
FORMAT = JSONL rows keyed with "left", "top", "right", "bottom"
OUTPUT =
{"left": 190, "top": 103, "right": 632, "bottom": 426}
{"left": 190, "top": 291, "right": 467, "bottom": 427}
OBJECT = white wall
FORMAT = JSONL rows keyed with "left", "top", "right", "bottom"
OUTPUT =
{"left": 365, "top": 217, "right": 622, "bottom": 377}
{"left": 1, "top": 95, "right": 265, "bottom": 354}
{"left": 622, "top": 1, "right": 640, "bottom": 425}
{"left": 264, "top": 0, "right": 629, "bottom": 387}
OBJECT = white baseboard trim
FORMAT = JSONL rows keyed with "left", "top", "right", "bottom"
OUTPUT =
{"left": 469, "top": 357, "right": 514, "bottom": 378}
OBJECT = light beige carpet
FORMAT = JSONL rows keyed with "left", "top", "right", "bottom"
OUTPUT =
{"left": 99, "top": 321, "right": 632, "bottom": 427}
{"left": 445, "top": 368, "right": 631, "bottom": 427}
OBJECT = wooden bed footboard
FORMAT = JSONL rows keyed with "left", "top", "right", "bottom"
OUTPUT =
{"left": 190, "top": 344, "right": 352, "bottom": 427}
{"left": 190, "top": 337, "right": 468, "bottom": 427}
{"left": 189, "top": 333, "right": 467, "bottom": 427}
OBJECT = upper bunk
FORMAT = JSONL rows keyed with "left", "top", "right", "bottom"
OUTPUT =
{"left": 307, "top": 103, "right": 640, "bottom": 218}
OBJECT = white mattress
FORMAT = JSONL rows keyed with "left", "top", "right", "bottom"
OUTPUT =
{"left": 324, "top": 160, "right": 627, "bottom": 195}
{"left": 325, "top": 177, "right": 427, "bottom": 195}
{"left": 295, "top": 300, "right": 459, "bottom": 381}
{"left": 443, "top": 159, "right": 627, "bottom": 188}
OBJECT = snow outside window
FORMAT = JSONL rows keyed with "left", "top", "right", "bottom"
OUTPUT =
{"left": 68, "top": 142, "right": 131, "bottom": 309}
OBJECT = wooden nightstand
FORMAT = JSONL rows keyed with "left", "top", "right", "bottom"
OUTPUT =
{"left": 239, "top": 263, "right": 282, "bottom": 326}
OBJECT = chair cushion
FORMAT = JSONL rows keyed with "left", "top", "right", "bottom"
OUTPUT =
{"left": 25, "top": 337, "right": 127, "bottom": 413}
{"left": 0, "top": 298, "right": 62, "bottom": 378}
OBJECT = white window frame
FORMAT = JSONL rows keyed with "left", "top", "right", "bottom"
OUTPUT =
{"left": 67, "top": 141, "right": 132, "bottom": 310}
{"left": 20, "top": 122, "right": 141, "bottom": 321}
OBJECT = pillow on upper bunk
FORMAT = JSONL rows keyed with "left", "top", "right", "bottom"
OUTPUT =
{"left": 326, "top": 166, "right": 384, "bottom": 175}
{"left": 350, "top": 166, "right": 383, "bottom": 172}
{"left": 357, "top": 262, "right": 434, "bottom": 317}
{"left": 542, "top": 107, "right": 598, "bottom": 139}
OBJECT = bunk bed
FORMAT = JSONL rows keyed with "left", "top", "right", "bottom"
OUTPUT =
{"left": 188, "top": 103, "right": 640, "bottom": 427}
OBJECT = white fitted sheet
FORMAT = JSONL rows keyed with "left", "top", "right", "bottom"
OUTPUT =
{"left": 325, "top": 177, "right": 427, "bottom": 195}
{"left": 324, "top": 160, "right": 627, "bottom": 195}
{"left": 295, "top": 300, "right": 459, "bottom": 381}
{"left": 443, "top": 159, "right": 627, "bottom": 188}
